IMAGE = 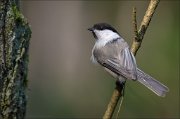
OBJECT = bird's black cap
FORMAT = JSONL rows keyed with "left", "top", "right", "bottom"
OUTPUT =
{"left": 88, "top": 23, "right": 119, "bottom": 34}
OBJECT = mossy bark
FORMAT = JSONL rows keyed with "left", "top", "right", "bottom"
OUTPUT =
{"left": 0, "top": 0, "right": 31, "bottom": 118}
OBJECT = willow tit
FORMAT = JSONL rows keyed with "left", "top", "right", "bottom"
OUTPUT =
{"left": 88, "top": 23, "right": 169, "bottom": 97}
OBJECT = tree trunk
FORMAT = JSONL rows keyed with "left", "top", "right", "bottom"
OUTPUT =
{"left": 0, "top": 0, "right": 31, "bottom": 118}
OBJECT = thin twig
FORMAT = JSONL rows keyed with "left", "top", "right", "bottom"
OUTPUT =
{"left": 103, "top": 83, "right": 123, "bottom": 119}
{"left": 103, "top": 0, "right": 160, "bottom": 118}
{"left": 132, "top": 7, "right": 138, "bottom": 42}
{"left": 115, "top": 93, "right": 124, "bottom": 119}
{"left": 131, "top": 0, "right": 160, "bottom": 55}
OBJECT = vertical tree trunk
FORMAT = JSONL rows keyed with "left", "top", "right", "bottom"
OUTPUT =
{"left": 0, "top": 0, "right": 31, "bottom": 118}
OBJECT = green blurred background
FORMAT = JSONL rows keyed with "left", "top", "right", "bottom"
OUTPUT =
{"left": 21, "top": 1, "right": 179, "bottom": 118}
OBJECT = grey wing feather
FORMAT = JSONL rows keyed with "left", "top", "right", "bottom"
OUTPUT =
{"left": 94, "top": 40, "right": 137, "bottom": 80}
{"left": 119, "top": 47, "right": 137, "bottom": 77}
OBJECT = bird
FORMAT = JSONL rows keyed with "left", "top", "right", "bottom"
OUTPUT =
{"left": 88, "top": 23, "right": 169, "bottom": 97}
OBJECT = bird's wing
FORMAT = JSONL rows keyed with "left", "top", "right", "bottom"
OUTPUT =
{"left": 94, "top": 40, "right": 137, "bottom": 80}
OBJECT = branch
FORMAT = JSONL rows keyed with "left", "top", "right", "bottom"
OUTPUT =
{"left": 103, "top": 0, "right": 160, "bottom": 118}
{"left": 132, "top": 7, "right": 138, "bottom": 43}
{"left": 131, "top": 0, "right": 160, "bottom": 55}
{"left": 103, "top": 82, "right": 124, "bottom": 119}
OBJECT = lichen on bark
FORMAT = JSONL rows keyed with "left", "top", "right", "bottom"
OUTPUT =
{"left": 0, "top": 0, "right": 31, "bottom": 118}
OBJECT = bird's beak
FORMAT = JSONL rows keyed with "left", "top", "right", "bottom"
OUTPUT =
{"left": 88, "top": 27, "right": 94, "bottom": 31}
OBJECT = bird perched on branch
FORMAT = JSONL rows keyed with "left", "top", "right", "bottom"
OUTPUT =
{"left": 88, "top": 23, "right": 169, "bottom": 97}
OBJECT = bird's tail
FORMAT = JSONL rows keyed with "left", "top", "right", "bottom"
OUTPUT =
{"left": 137, "top": 68, "right": 169, "bottom": 97}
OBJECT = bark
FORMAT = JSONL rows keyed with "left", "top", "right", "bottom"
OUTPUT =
{"left": 0, "top": 0, "right": 31, "bottom": 118}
